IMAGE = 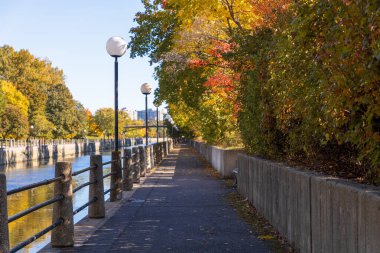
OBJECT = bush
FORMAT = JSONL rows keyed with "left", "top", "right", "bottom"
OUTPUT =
{"left": 238, "top": 0, "right": 380, "bottom": 182}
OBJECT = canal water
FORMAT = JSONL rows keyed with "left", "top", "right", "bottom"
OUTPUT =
{"left": 2, "top": 152, "right": 112, "bottom": 253}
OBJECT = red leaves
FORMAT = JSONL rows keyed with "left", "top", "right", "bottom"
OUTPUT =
{"left": 208, "top": 41, "right": 235, "bottom": 58}
{"left": 204, "top": 70, "right": 240, "bottom": 95}
{"left": 187, "top": 41, "right": 237, "bottom": 70}
{"left": 188, "top": 59, "right": 208, "bottom": 68}
{"left": 204, "top": 71, "right": 233, "bottom": 89}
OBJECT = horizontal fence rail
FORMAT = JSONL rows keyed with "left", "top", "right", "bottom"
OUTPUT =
{"left": 73, "top": 197, "right": 98, "bottom": 216}
{"left": 0, "top": 140, "right": 173, "bottom": 253}
{"left": 8, "top": 195, "right": 64, "bottom": 223}
{"left": 73, "top": 181, "right": 97, "bottom": 193}
{"left": 71, "top": 165, "right": 97, "bottom": 177}
{"left": 10, "top": 218, "right": 64, "bottom": 253}
{"left": 102, "top": 160, "right": 115, "bottom": 166}
{"left": 7, "top": 176, "right": 64, "bottom": 196}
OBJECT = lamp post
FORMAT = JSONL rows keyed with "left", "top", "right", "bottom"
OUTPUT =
{"left": 106, "top": 36, "right": 127, "bottom": 152}
{"left": 153, "top": 100, "right": 160, "bottom": 144}
{"left": 140, "top": 83, "right": 152, "bottom": 145}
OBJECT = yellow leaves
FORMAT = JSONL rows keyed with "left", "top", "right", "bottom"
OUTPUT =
{"left": 0, "top": 80, "right": 29, "bottom": 117}
{"left": 169, "top": 0, "right": 286, "bottom": 56}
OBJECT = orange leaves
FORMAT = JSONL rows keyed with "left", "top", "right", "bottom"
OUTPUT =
{"left": 203, "top": 70, "right": 240, "bottom": 110}
{"left": 204, "top": 71, "right": 233, "bottom": 88}
{"left": 209, "top": 40, "right": 235, "bottom": 57}
{"left": 188, "top": 59, "right": 207, "bottom": 68}
{"left": 248, "top": 0, "right": 292, "bottom": 29}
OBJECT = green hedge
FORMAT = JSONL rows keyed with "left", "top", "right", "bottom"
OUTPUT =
{"left": 238, "top": 0, "right": 380, "bottom": 182}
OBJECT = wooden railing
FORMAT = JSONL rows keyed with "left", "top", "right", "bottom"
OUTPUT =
{"left": 0, "top": 140, "right": 172, "bottom": 253}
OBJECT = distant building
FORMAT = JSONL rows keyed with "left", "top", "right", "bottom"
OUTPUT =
{"left": 126, "top": 109, "right": 138, "bottom": 121}
{"left": 137, "top": 109, "right": 155, "bottom": 122}
{"left": 158, "top": 109, "right": 166, "bottom": 121}
{"left": 125, "top": 108, "right": 166, "bottom": 123}
{"left": 136, "top": 108, "right": 166, "bottom": 122}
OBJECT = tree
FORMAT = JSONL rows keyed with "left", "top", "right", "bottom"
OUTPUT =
{"left": 94, "top": 108, "right": 115, "bottom": 139}
{"left": 130, "top": 0, "right": 380, "bottom": 182}
{"left": 29, "top": 113, "right": 54, "bottom": 139}
{"left": 73, "top": 101, "right": 89, "bottom": 138}
{"left": 0, "top": 80, "right": 30, "bottom": 139}
{"left": 0, "top": 84, "right": 4, "bottom": 116}
{"left": 0, "top": 80, "right": 29, "bottom": 116}
{"left": 93, "top": 108, "right": 142, "bottom": 139}
{"left": 0, "top": 104, "right": 28, "bottom": 139}
{"left": 0, "top": 45, "right": 64, "bottom": 123}
{"left": 129, "top": 0, "right": 249, "bottom": 145}
{"left": 46, "top": 83, "right": 78, "bottom": 138}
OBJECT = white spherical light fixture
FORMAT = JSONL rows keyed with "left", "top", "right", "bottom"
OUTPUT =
{"left": 140, "top": 83, "right": 152, "bottom": 95}
{"left": 106, "top": 36, "right": 127, "bottom": 57}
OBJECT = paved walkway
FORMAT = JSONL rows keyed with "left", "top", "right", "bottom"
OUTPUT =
{"left": 43, "top": 145, "right": 269, "bottom": 253}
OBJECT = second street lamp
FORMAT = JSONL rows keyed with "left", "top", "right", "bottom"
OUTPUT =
{"left": 106, "top": 36, "right": 127, "bottom": 152}
{"left": 140, "top": 83, "right": 152, "bottom": 145}
{"left": 153, "top": 100, "right": 161, "bottom": 144}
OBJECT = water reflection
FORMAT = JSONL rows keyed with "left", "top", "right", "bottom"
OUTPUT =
{"left": 4, "top": 152, "right": 111, "bottom": 253}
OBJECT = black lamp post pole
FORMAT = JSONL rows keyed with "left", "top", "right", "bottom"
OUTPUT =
{"left": 145, "top": 94, "right": 149, "bottom": 145}
{"left": 156, "top": 107, "right": 159, "bottom": 144}
{"left": 114, "top": 57, "right": 119, "bottom": 152}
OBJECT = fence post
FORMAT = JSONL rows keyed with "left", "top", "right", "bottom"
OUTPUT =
{"left": 157, "top": 143, "right": 160, "bottom": 163}
{"left": 163, "top": 142, "right": 167, "bottom": 157}
{"left": 89, "top": 155, "right": 105, "bottom": 218}
{"left": 132, "top": 147, "right": 140, "bottom": 183}
{"left": 153, "top": 144, "right": 158, "bottom": 165}
{"left": 139, "top": 146, "right": 146, "bottom": 177}
{"left": 157, "top": 143, "right": 161, "bottom": 163}
{"left": 160, "top": 143, "right": 164, "bottom": 161}
{"left": 0, "top": 174, "right": 9, "bottom": 253}
{"left": 51, "top": 162, "right": 74, "bottom": 247}
{"left": 123, "top": 148, "right": 133, "bottom": 191}
{"left": 110, "top": 151, "right": 122, "bottom": 201}
{"left": 150, "top": 145, "right": 155, "bottom": 168}
{"left": 145, "top": 145, "right": 151, "bottom": 174}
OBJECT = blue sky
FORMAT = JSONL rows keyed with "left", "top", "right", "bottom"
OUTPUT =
{"left": 0, "top": 0, "right": 159, "bottom": 112}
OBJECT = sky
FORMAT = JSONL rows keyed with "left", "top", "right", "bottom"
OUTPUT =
{"left": 0, "top": 0, "right": 160, "bottom": 112}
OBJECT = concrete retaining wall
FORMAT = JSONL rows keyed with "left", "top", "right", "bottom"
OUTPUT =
{"left": 191, "top": 140, "right": 380, "bottom": 253}
{"left": 237, "top": 154, "right": 380, "bottom": 253}
{"left": 0, "top": 142, "right": 102, "bottom": 166}
{"left": 190, "top": 140, "right": 242, "bottom": 178}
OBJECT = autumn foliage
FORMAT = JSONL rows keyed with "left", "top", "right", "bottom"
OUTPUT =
{"left": 130, "top": 0, "right": 380, "bottom": 182}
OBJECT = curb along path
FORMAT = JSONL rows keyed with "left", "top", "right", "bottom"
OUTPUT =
{"left": 41, "top": 145, "right": 269, "bottom": 253}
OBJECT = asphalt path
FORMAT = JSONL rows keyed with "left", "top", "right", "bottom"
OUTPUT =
{"left": 42, "top": 145, "right": 269, "bottom": 253}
